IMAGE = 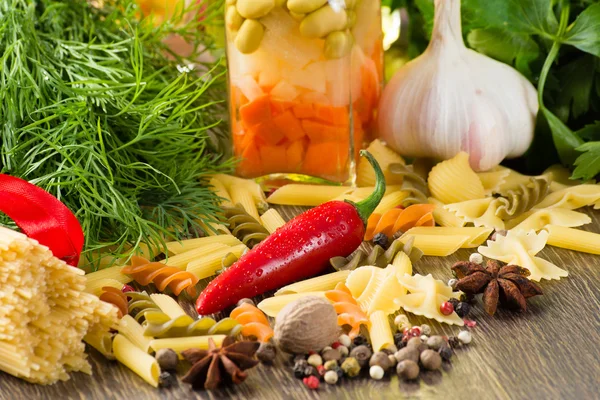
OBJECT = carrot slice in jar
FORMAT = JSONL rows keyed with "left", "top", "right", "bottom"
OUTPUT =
{"left": 240, "top": 94, "right": 272, "bottom": 126}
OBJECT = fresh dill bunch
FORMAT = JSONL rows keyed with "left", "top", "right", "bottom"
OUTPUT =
{"left": 0, "top": 0, "right": 233, "bottom": 268}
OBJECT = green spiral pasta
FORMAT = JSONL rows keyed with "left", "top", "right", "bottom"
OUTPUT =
{"left": 496, "top": 178, "right": 550, "bottom": 220}
{"left": 224, "top": 205, "right": 269, "bottom": 248}
{"left": 330, "top": 237, "right": 423, "bottom": 271}
{"left": 143, "top": 312, "right": 241, "bottom": 338}
{"left": 127, "top": 291, "right": 160, "bottom": 322}
{"left": 388, "top": 163, "right": 430, "bottom": 206}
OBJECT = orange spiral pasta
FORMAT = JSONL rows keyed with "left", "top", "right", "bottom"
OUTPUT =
{"left": 325, "top": 282, "right": 369, "bottom": 339}
{"left": 121, "top": 256, "right": 199, "bottom": 297}
{"left": 230, "top": 302, "right": 274, "bottom": 342}
{"left": 365, "top": 204, "right": 435, "bottom": 240}
{"left": 99, "top": 286, "right": 128, "bottom": 318}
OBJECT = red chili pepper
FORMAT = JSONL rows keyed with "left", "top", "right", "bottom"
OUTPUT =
{"left": 196, "top": 150, "right": 386, "bottom": 315}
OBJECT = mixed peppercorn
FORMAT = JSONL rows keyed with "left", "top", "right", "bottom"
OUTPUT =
{"left": 291, "top": 323, "right": 474, "bottom": 390}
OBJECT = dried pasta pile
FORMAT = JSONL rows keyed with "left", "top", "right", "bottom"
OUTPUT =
{"left": 0, "top": 227, "right": 117, "bottom": 384}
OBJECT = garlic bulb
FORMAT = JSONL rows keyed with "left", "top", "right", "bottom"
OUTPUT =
{"left": 378, "top": 0, "right": 539, "bottom": 171}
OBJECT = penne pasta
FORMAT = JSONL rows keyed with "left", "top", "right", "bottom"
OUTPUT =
{"left": 84, "top": 278, "right": 125, "bottom": 296}
{"left": 212, "top": 174, "right": 267, "bottom": 208}
{"left": 150, "top": 294, "right": 187, "bottom": 319}
{"left": 209, "top": 177, "right": 233, "bottom": 207}
{"left": 186, "top": 244, "right": 248, "bottom": 279}
{"left": 84, "top": 331, "right": 115, "bottom": 360}
{"left": 267, "top": 184, "right": 352, "bottom": 206}
{"left": 118, "top": 315, "right": 153, "bottom": 353}
{"left": 429, "top": 197, "right": 466, "bottom": 227}
{"left": 546, "top": 225, "right": 600, "bottom": 255}
{"left": 274, "top": 271, "right": 351, "bottom": 296}
{"left": 162, "top": 243, "right": 231, "bottom": 269}
{"left": 400, "top": 234, "right": 471, "bottom": 256}
{"left": 368, "top": 311, "right": 394, "bottom": 352}
{"left": 373, "top": 191, "right": 408, "bottom": 214}
{"left": 230, "top": 185, "right": 260, "bottom": 220}
{"left": 403, "top": 226, "right": 493, "bottom": 248}
{"left": 260, "top": 209, "right": 287, "bottom": 233}
{"left": 197, "top": 219, "right": 231, "bottom": 236}
{"left": 257, "top": 292, "right": 328, "bottom": 317}
{"left": 84, "top": 265, "right": 132, "bottom": 288}
{"left": 149, "top": 335, "right": 226, "bottom": 358}
{"left": 113, "top": 334, "right": 160, "bottom": 387}
{"left": 165, "top": 235, "right": 241, "bottom": 255}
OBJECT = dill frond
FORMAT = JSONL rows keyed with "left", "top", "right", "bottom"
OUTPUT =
{"left": 0, "top": 0, "right": 232, "bottom": 268}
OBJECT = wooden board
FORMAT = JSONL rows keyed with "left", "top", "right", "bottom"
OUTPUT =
{"left": 1, "top": 207, "right": 599, "bottom": 400}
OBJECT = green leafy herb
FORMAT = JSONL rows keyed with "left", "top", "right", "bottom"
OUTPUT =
{"left": 0, "top": 0, "right": 232, "bottom": 268}
{"left": 386, "top": 0, "right": 600, "bottom": 180}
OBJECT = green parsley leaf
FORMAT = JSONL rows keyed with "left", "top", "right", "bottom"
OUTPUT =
{"left": 556, "top": 55, "right": 597, "bottom": 119}
{"left": 571, "top": 141, "right": 600, "bottom": 180}
{"left": 576, "top": 121, "right": 600, "bottom": 140}
{"left": 467, "top": 28, "right": 540, "bottom": 78}
{"left": 563, "top": 3, "right": 600, "bottom": 58}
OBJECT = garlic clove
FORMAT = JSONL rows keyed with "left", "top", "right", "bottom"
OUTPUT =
{"left": 377, "top": 0, "right": 538, "bottom": 171}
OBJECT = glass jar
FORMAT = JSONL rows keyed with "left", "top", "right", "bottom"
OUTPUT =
{"left": 225, "top": 0, "right": 383, "bottom": 183}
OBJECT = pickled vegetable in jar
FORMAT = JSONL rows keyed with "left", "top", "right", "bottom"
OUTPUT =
{"left": 225, "top": 0, "right": 383, "bottom": 183}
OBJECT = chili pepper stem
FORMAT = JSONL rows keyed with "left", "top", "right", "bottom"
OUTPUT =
{"left": 346, "top": 150, "right": 386, "bottom": 226}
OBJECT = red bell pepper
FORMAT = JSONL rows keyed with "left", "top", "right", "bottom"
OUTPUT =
{"left": 196, "top": 150, "right": 386, "bottom": 315}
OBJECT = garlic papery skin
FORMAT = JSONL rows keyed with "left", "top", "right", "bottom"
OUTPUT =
{"left": 377, "top": 0, "right": 539, "bottom": 172}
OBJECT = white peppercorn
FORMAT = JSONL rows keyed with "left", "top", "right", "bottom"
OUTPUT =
{"left": 448, "top": 278, "right": 458, "bottom": 289}
{"left": 338, "top": 334, "right": 352, "bottom": 348}
{"left": 307, "top": 354, "right": 323, "bottom": 367}
{"left": 420, "top": 324, "right": 431, "bottom": 335}
{"left": 458, "top": 330, "right": 472, "bottom": 344}
{"left": 324, "top": 370, "right": 338, "bottom": 384}
{"left": 469, "top": 252, "right": 483, "bottom": 264}
{"left": 236, "top": 298, "right": 255, "bottom": 307}
{"left": 337, "top": 345, "right": 349, "bottom": 357}
{"left": 324, "top": 360, "right": 338, "bottom": 370}
{"left": 369, "top": 365, "right": 385, "bottom": 380}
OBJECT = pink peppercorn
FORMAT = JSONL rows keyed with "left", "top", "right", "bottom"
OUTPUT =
{"left": 408, "top": 326, "right": 421, "bottom": 337}
{"left": 463, "top": 319, "right": 477, "bottom": 328}
{"left": 440, "top": 301, "right": 454, "bottom": 315}
{"left": 122, "top": 284, "right": 135, "bottom": 293}
{"left": 308, "top": 350, "right": 317, "bottom": 356}
{"left": 331, "top": 342, "right": 341, "bottom": 349}
{"left": 303, "top": 375, "right": 319, "bottom": 390}
{"left": 317, "top": 365, "right": 326, "bottom": 376}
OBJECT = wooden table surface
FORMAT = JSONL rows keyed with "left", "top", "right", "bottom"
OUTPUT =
{"left": 2, "top": 207, "right": 599, "bottom": 400}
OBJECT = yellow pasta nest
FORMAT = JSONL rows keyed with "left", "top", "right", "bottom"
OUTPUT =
{"left": 428, "top": 152, "right": 485, "bottom": 204}
{"left": 0, "top": 227, "right": 118, "bottom": 384}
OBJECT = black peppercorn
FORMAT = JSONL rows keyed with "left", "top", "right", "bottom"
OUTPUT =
{"left": 372, "top": 233, "right": 389, "bottom": 249}
{"left": 335, "top": 367, "right": 344, "bottom": 380}
{"left": 447, "top": 298, "right": 460, "bottom": 309}
{"left": 393, "top": 332, "right": 404, "bottom": 347}
{"left": 455, "top": 302, "right": 471, "bottom": 318}
{"left": 353, "top": 335, "right": 368, "bottom": 348}
{"left": 304, "top": 366, "right": 318, "bottom": 377}
{"left": 159, "top": 371, "right": 175, "bottom": 388}
{"left": 293, "top": 360, "right": 308, "bottom": 379}
{"left": 447, "top": 336, "right": 460, "bottom": 349}
{"left": 439, "top": 346, "right": 453, "bottom": 361}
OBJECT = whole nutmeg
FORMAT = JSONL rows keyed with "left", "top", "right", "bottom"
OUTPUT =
{"left": 369, "top": 351, "right": 392, "bottom": 371}
{"left": 274, "top": 296, "right": 338, "bottom": 354}
{"left": 321, "top": 348, "right": 341, "bottom": 362}
{"left": 426, "top": 335, "right": 446, "bottom": 351}
{"left": 394, "top": 346, "right": 419, "bottom": 363}
{"left": 420, "top": 349, "right": 442, "bottom": 370}
{"left": 155, "top": 348, "right": 178, "bottom": 371}
{"left": 350, "top": 345, "right": 372, "bottom": 368}
{"left": 397, "top": 360, "right": 420, "bottom": 380}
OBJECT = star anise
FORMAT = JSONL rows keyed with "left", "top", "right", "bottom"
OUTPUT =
{"left": 452, "top": 260, "right": 543, "bottom": 315}
{"left": 181, "top": 336, "right": 260, "bottom": 390}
